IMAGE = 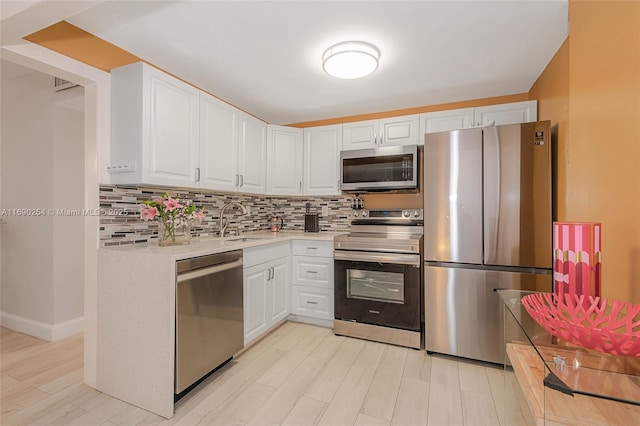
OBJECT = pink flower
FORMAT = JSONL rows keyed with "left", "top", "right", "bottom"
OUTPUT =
{"left": 140, "top": 205, "right": 159, "bottom": 221}
{"left": 195, "top": 210, "right": 205, "bottom": 221}
{"left": 163, "top": 197, "right": 183, "bottom": 212}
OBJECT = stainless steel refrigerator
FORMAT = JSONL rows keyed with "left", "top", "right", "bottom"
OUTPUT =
{"left": 424, "top": 121, "right": 553, "bottom": 364}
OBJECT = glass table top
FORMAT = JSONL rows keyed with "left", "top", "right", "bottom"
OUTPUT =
{"left": 498, "top": 289, "right": 640, "bottom": 406}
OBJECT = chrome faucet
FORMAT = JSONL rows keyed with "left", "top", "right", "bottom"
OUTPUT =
{"left": 219, "top": 202, "right": 247, "bottom": 238}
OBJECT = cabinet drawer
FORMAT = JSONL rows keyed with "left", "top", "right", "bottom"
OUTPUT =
{"left": 291, "top": 285, "right": 333, "bottom": 320}
{"left": 244, "top": 242, "right": 290, "bottom": 268}
{"left": 292, "top": 256, "right": 333, "bottom": 288}
{"left": 292, "top": 240, "right": 333, "bottom": 257}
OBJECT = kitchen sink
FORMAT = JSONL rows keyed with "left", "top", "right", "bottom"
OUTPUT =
{"left": 226, "top": 236, "right": 265, "bottom": 242}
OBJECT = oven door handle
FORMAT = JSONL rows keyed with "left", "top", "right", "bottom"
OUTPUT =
{"left": 334, "top": 250, "right": 421, "bottom": 266}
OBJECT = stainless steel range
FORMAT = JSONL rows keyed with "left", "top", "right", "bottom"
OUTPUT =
{"left": 334, "top": 209, "right": 423, "bottom": 349}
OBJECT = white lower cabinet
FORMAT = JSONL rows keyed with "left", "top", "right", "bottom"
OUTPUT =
{"left": 291, "top": 240, "right": 334, "bottom": 321}
{"left": 243, "top": 263, "right": 268, "bottom": 343}
{"left": 243, "top": 243, "right": 290, "bottom": 345}
{"left": 269, "top": 260, "right": 289, "bottom": 323}
{"left": 291, "top": 286, "right": 332, "bottom": 320}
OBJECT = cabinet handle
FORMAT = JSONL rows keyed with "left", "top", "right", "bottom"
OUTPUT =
{"left": 195, "top": 167, "right": 200, "bottom": 182}
{"left": 235, "top": 174, "right": 240, "bottom": 186}
{"left": 374, "top": 134, "right": 377, "bottom": 145}
{"left": 306, "top": 301, "right": 318, "bottom": 305}
{"left": 299, "top": 181, "right": 302, "bottom": 192}
{"left": 306, "top": 270, "right": 318, "bottom": 274}
{"left": 267, "top": 267, "right": 272, "bottom": 280}
{"left": 240, "top": 174, "right": 244, "bottom": 187}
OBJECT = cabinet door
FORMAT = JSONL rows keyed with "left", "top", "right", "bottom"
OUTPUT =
{"left": 267, "top": 125, "right": 303, "bottom": 195}
{"left": 342, "top": 119, "right": 378, "bottom": 150}
{"left": 243, "top": 264, "right": 268, "bottom": 345}
{"left": 239, "top": 113, "right": 267, "bottom": 194}
{"left": 474, "top": 100, "right": 537, "bottom": 127}
{"left": 379, "top": 115, "right": 420, "bottom": 146}
{"left": 303, "top": 125, "right": 342, "bottom": 196}
{"left": 199, "top": 92, "right": 239, "bottom": 191}
{"left": 144, "top": 67, "right": 200, "bottom": 186}
{"left": 419, "top": 108, "right": 475, "bottom": 136}
{"left": 269, "top": 258, "right": 290, "bottom": 324}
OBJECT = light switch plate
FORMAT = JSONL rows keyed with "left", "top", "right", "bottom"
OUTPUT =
{"left": 321, "top": 206, "right": 329, "bottom": 216}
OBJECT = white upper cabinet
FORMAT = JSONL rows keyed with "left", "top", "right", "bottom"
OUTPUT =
{"left": 110, "top": 62, "right": 200, "bottom": 186}
{"left": 419, "top": 100, "right": 538, "bottom": 137}
{"left": 342, "top": 115, "right": 419, "bottom": 150}
{"left": 419, "top": 107, "right": 475, "bottom": 136}
{"left": 238, "top": 113, "right": 267, "bottom": 194}
{"left": 342, "top": 119, "right": 378, "bottom": 150}
{"left": 199, "top": 92, "right": 239, "bottom": 191}
{"left": 267, "top": 125, "right": 303, "bottom": 195}
{"left": 473, "top": 100, "right": 537, "bottom": 126}
{"left": 303, "top": 125, "right": 342, "bottom": 196}
{"left": 379, "top": 115, "right": 420, "bottom": 146}
{"left": 111, "top": 62, "right": 267, "bottom": 194}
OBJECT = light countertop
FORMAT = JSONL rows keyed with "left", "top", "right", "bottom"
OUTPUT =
{"left": 99, "top": 230, "right": 345, "bottom": 261}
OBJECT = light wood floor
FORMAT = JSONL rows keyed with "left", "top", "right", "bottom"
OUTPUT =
{"left": 1, "top": 322, "right": 505, "bottom": 425}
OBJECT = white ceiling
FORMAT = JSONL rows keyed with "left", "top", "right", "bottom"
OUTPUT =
{"left": 66, "top": 1, "right": 568, "bottom": 125}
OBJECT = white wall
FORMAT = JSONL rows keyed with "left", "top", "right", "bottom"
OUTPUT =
{"left": 0, "top": 62, "right": 85, "bottom": 339}
{"left": 52, "top": 99, "right": 85, "bottom": 324}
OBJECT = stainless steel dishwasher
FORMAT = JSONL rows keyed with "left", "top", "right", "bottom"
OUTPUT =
{"left": 175, "top": 250, "right": 243, "bottom": 394}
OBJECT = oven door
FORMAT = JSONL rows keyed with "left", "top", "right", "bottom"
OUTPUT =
{"left": 334, "top": 250, "right": 421, "bottom": 331}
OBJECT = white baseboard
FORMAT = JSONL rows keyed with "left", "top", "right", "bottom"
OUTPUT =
{"left": 287, "top": 314, "right": 334, "bottom": 329}
{"left": 0, "top": 311, "right": 83, "bottom": 341}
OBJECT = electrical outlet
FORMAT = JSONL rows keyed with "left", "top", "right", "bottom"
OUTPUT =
{"left": 321, "top": 206, "right": 329, "bottom": 216}
{"left": 245, "top": 205, "right": 251, "bottom": 215}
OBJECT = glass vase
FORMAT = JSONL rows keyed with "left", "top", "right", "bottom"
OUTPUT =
{"left": 158, "top": 218, "right": 191, "bottom": 246}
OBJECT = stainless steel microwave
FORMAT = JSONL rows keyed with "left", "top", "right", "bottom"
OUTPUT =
{"left": 340, "top": 145, "right": 418, "bottom": 192}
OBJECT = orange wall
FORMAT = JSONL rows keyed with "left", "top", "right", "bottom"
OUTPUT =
{"left": 528, "top": 39, "right": 569, "bottom": 221}
{"left": 568, "top": 1, "right": 640, "bottom": 303}
{"left": 535, "top": 1, "right": 640, "bottom": 303}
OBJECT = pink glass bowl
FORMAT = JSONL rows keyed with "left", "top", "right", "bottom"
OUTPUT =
{"left": 521, "top": 293, "right": 640, "bottom": 357}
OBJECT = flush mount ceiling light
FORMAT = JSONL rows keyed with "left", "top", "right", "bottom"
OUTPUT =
{"left": 322, "top": 41, "right": 380, "bottom": 79}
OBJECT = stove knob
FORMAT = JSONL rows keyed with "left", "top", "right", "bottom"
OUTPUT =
{"left": 403, "top": 210, "right": 410, "bottom": 218}
{"left": 361, "top": 211, "right": 368, "bottom": 217}
{"left": 353, "top": 212, "right": 359, "bottom": 217}
{"left": 413, "top": 210, "right": 421, "bottom": 218}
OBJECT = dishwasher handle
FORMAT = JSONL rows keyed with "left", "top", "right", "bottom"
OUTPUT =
{"left": 177, "top": 258, "right": 243, "bottom": 282}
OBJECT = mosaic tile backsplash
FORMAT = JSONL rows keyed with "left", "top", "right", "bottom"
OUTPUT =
{"left": 100, "top": 185, "right": 353, "bottom": 246}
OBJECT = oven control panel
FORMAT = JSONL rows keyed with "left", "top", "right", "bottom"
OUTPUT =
{"left": 351, "top": 209, "right": 423, "bottom": 221}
